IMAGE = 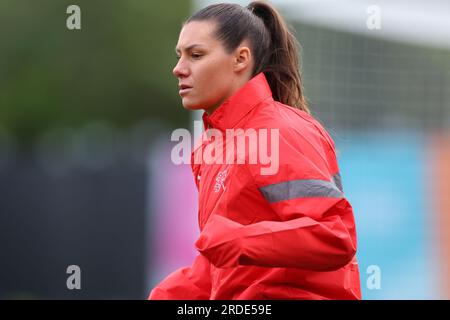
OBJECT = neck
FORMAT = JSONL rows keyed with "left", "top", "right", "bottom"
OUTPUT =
{"left": 204, "top": 74, "right": 252, "bottom": 116}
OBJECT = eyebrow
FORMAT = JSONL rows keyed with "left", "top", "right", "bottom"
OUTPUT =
{"left": 175, "top": 44, "right": 205, "bottom": 54}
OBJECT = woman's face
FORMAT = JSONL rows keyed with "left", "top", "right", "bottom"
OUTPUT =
{"left": 173, "top": 21, "right": 240, "bottom": 114}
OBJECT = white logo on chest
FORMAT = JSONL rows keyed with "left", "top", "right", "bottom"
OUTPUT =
{"left": 214, "top": 169, "right": 228, "bottom": 193}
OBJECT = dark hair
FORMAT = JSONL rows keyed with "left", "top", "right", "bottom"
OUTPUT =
{"left": 185, "top": 1, "right": 310, "bottom": 114}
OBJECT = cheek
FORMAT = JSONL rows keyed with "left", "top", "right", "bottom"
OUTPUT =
{"left": 182, "top": 56, "right": 233, "bottom": 110}
{"left": 197, "top": 65, "right": 220, "bottom": 86}
{"left": 198, "top": 54, "right": 232, "bottom": 82}
{"left": 198, "top": 63, "right": 232, "bottom": 96}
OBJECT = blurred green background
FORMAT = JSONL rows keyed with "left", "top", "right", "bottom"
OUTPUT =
{"left": 0, "top": 0, "right": 191, "bottom": 148}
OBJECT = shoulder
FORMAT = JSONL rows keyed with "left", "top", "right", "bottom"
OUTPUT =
{"left": 245, "top": 99, "right": 336, "bottom": 153}
{"left": 239, "top": 99, "right": 340, "bottom": 183}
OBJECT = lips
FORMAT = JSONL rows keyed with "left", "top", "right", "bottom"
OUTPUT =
{"left": 179, "top": 84, "right": 192, "bottom": 90}
{"left": 179, "top": 84, "right": 192, "bottom": 96}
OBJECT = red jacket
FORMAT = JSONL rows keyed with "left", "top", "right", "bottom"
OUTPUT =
{"left": 149, "top": 73, "right": 361, "bottom": 300}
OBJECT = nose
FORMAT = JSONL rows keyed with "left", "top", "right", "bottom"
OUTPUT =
{"left": 173, "top": 59, "right": 189, "bottom": 78}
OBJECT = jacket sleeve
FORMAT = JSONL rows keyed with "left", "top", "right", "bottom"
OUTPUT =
{"left": 148, "top": 254, "right": 211, "bottom": 299}
{"left": 195, "top": 127, "right": 357, "bottom": 272}
{"left": 195, "top": 198, "right": 356, "bottom": 271}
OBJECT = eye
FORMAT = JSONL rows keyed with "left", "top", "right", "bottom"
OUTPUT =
{"left": 191, "top": 53, "right": 202, "bottom": 59}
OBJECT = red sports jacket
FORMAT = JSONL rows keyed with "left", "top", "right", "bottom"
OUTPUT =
{"left": 149, "top": 73, "right": 361, "bottom": 300}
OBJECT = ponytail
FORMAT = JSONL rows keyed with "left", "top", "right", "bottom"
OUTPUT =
{"left": 187, "top": 1, "right": 310, "bottom": 114}
{"left": 247, "top": 1, "right": 309, "bottom": 114}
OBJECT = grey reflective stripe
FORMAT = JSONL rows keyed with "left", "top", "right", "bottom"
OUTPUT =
{"left": 259, "top": 177, "right": 344, "bottom": 203}
{"left": 332, "top": 173, "right": 343, "bottom": 193}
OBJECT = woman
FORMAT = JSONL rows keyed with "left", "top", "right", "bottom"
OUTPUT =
{"left": 149, "top": 1, "right": 361, "bottom": 300}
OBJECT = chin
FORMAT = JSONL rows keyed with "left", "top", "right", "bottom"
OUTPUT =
{"left": 181, "top": 99, "right": 205, "bottom": 111}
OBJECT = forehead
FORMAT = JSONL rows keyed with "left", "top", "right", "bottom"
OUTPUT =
{"left": 175, "top": 21, "right": 218, "bottom": 51}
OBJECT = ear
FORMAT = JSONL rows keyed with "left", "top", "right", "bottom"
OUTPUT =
{"left": 233, "top": 46, "right": 251, "bottom": 73}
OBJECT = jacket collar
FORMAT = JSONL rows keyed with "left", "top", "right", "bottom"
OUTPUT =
{"left": 202, "top": 72, "right": 273, "bottom": 131}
